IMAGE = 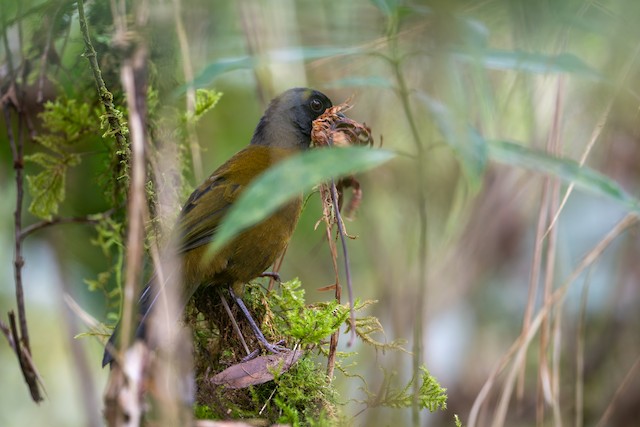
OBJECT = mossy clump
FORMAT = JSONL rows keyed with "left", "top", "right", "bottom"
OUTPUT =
{"left": 187, "top": 279, "right": 345, "bottom": 425}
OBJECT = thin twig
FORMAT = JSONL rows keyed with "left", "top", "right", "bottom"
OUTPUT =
{"left": 594, "top": 353, "right": 640, "bottom": 427}
{"left": 58, "top": 280, "right": 102, "bottom": 427}
{"left": 468, "top": 340, "right": 520, "bottom": 427}
{"left": 118, "top": 8, "right": 149, "bottom": 378}
{"left": 8, "top": 311, "right": 44, "bottom": 401}
{"left": 77, "top": 0, "right": 130, "bottom": 204}
{"left": 325, "top": 222, "right": 341, "bottom": 380}
{"left": 6, "top": 106, "right": 29, "bottom": 359}
{"left": 1, "top": 11, "right": 16, "bottom": 80}
{"left": 4, "top": 98, "right": 43, "bottom": 402}
{"left": 537, "top": 76, "right": 564, "bottom": 425}
{"left": 329, "top": 180, "right": 356, "bottom": 347}
{"left": 391, "top": 49, "right": 429, "bottom": 427}
{"left": 171, "top": 0, "right": 203, "bottom": 182}
{"left": 544, "top": 41, "right": 640, "bottom": 237}
{"left": 469, "top": 215, "right": 636, "bottom": 427}
{"left": 574, "top": 270, "right": 592, "bottom": 427}
{"left": 20, "top": 214, "right": 106, "bottom": 240}
{"left": 518, "top": 178, "right": 549, "bottom": 400}
{"left": 550, "top": 302, "right": 563, "bottom": 427}
{"left": 267, "top": 248, "right": 286, "bottom": 291}
{"left": 0, "top": 318, "right": 17, "bottom": 354}
{"left": 36, "top": 3, "right": 63, "bottom": 103}
{"left": 2, "top": 2, "right": 44, "bottom": 402}
{"left": 489, "top": 213, "right": 638, "bottom": 427}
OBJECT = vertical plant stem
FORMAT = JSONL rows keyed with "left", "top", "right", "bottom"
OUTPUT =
{"left": 77, "top": 0, "right": 133, "bottom": 346}
{"left": 4, "top": 103, "right": 43, "bottom": 402}
{"left": 325, "top": 221, "right": 341, "bottom": 380}
{"left": 58, "top": 275, "right": 101, "bottom": 427}
{"left": 7, "top": 109, "right": 28, "bottom": 358}
{"left": 117, "top": 2, "right": 149, "bottom": 373}
{"left": 491, "top": 214, "right": 638, "bottom": 427}
{"left": 1, "top": 2, "right": 43, "bottom": 402}
{"left": 391, "top": 55, "right": 429, "bottom": 426}
{"left": 519, "top": 178, "right": 549, "bottom": 399}
{"left": 537, "top": 77, "right": 564, "bottom": 426}
{"left": 172, "top": 0, "right": 203, "bottom": 182}
{"left": 328, "top": 180, "right": 356, "bottom": 346}
{"left": 575, "top": 272, "right": 591, "bottom": 427}
{"left": 595, "top": 354, "right": 640, "bottom": 427}
{"left": 78, "top": 0, "right": 130, "bottom": 203}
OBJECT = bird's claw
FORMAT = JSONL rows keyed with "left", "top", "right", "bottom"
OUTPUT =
{"left": 263, "top": 340, "right": 288, "bottom": 354}
{"left": 239, "top": 341, "right": 288, "bottom": 362}
{"left": 260, "top": 271, "right": 282, "bottom": 282}
{"left": 240, "top": 349, "right": 261, "bottom": 362}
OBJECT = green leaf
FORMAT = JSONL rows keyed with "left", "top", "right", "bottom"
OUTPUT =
{"left": 370, "top": 0, "right": 399, "bottom": 16}
{"left": 207, "top": 147, "right": 395, "bottom": 255}
{"left": 180, "top": 47, "right": 364, "bottom": 94}
{"left": 38, "top": 99, "right": 94, "bottom": 144}
{"left": 416, "top": 93, "right": 488, "bottom": 189}
{"left": 25, "top": 151, "right": 80, "bottom": 219}
{"left": 487, "top": 140, "right": 640, "bottom": 211}
{"left": 325, "top": 76, "right": 395, "bottom": 89}
{"left": 186, "top": 89, "right": 223, "bottom": 123}
{"left": 186, "top": 56, "right": 253, "bottom": 91}
{"left": 453, "top": 49, "right": 601, "bottom": 78}
{"left": 271, "top": 279, "right": 348, "bottom": 345}
{"left": 26, "top": 168, "right": 66, "bottom": 220}
{"left": 25, "top": 152, "right": 57, "bottom": 168}
{"left": 418, "top": 367, "right": 448, "bottom": 412}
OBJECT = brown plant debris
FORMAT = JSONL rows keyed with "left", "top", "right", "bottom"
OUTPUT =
{"left": 210, "top": 348, "right": 303, "bottom": 389}
{"left": 311, "top": 102, "right": 373, "bottom": 148}
{"left": 311, "top": 101, "right": 374, "bottom": 224}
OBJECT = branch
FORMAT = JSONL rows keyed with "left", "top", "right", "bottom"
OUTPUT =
{"left": 0, "top": 318, "right": 17, "bottom": 354}
{"left": 328, "top": 180, "right": 356, "bottom": 347}
{"left": 20, "top": 213, "right": 107, "bottom": 240}
{"left": 118, "top": 28, "right": 149, "bottom": 377}
{"left": 77, "top": 0, "right": 130, "bottom": 204}
{"left": 8, "top": 312, "right": 45, "bottom": 401}
{"left": 3, "top": 100, "right": 44, "bottom": 402}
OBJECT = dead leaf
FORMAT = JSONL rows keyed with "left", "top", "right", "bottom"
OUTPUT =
{"left": 210, "top": 349, "right": 303, "bottom": 389}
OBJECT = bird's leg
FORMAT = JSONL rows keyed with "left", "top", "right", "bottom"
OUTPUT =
{"left": 228, "top": 286, "right": 288, "bottom": 354}
{"left": 259, "top": 271, "right": 281, "bottom": 282}
{"left": 217, "top": 288, "right": 251, "bottom": 357}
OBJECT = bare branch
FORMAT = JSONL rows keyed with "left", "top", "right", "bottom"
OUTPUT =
{"left": 20, "top": 214, "right": 107, "bottom": 241}
{"left": 3, "top": 96, "right": 44, "bottom": 402}
{"left": 0, "top": 318, "right": 17, "bottom": 354}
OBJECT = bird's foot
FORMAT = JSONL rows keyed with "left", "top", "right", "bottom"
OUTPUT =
{"left": 240, "top": 349, "right": 261, "bottom": 362}
{"left": 260, "top": 271, "right": 282, "bottom": 282}
{"left": 261, "top": 339, "right": 288, "bottom": 354}
{"left": 239, "top": 340, "right": 288, "bottom": 362}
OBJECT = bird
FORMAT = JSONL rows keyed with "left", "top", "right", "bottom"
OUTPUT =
{"left": 102, "top": 87, "right": 335, "bottom": 367}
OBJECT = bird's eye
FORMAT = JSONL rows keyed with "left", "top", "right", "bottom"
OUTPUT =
{"left": 309, "top": 98, "right": 324, "bottom": 113}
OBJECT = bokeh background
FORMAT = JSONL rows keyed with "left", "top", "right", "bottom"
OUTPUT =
{"left": 2, "top": 0, "right": 640, "bottom": 426}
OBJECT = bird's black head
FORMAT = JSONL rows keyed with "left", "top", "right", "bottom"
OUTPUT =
{"left": 251, "top": 88, "right": 333, "bottom": 150}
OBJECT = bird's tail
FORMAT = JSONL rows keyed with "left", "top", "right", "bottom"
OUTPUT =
{"left": 101, "top": 278, "right": 157, "bottom": 367}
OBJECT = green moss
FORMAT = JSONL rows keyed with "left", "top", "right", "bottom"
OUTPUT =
{"left": 190, "top": 280, "right": 343, "bottom": 425}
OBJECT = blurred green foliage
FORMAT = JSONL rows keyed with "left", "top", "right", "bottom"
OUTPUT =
{"left": 2, "top": 0, "right": 640, "bottom": 426}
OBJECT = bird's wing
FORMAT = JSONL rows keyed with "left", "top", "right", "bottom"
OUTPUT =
{"left": 176, "top": 146, "right": 273, "bottom": 254}
{"left": 176, "top": 172, "right": 242, "bottom": 254}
